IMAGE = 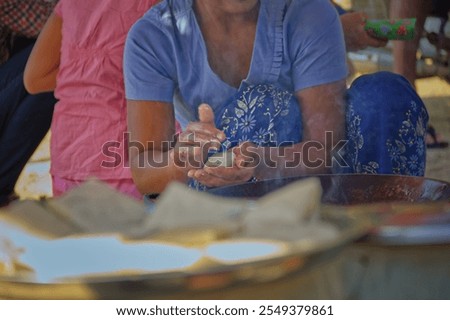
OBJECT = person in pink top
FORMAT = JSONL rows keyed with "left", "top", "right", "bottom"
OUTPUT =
{"left": 24, "top": 0, "right": 159, "bottom": 199}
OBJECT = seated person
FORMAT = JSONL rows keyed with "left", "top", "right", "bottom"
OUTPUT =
{"left": 24, "top": 0, "right": 159, "bottom": 200}
{"left": 0, "top": 0, "right": 57, "bottom": 207}
{"left": 124, "top": 0, "right": 429, "bottom": 195}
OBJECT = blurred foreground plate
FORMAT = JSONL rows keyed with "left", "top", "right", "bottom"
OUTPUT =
{"left": 0, "top": 202, "right": 370, "bottom": 299}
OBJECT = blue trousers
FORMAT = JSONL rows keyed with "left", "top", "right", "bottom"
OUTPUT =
{"left": 216, "top": 72, "right": 428, "bottom": 176}
{"left": 0, "top": 43, "right": 56, "bottom": 203}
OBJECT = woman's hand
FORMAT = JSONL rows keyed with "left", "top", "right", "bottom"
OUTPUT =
{"left": 188, "top": 141, "right": 258, "bottom": 187}
{"left": 127, "top": 101, "right": 226, "bottom": 194}
{"left": 340, "top": 12, "right": 388, "bottom": 52}
{"left": 172, "top": 104, "right": 226, "bottom": 171}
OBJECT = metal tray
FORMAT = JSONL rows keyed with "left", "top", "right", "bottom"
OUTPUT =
{"left": 0, "top": 202, "right": 370, "bottom": 299}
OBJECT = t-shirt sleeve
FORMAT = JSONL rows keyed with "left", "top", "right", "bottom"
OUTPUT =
{"left": 287, "top": 0, "right": 348, "bottom": 91}
{"left": 124, "top": 16, "right": 175, "bottom": 102}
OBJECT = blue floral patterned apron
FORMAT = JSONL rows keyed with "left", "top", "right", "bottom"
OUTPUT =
{"left": 215, "top": 71, "right": 428, "bottom": 176}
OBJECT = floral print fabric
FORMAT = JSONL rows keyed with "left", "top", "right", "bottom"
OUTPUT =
{"left": 214, "top": 72, "right": 428, "bottom": 176}
{"left": 217, "top": 83, "right": 302, "bottom": 150}
{"left": 345, "top": 72, "right": 428, "bottom": 176}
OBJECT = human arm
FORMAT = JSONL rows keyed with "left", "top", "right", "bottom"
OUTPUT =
{"left": 329, "top": 1, "right": 387, "bottom": 51}
{"left": 124, "top": 16, "right": 227, "bottom": 194}
{"left": 256, "top": 80, "right": 346, "bottom": 178}
{"left": 340, "top": 11, "right": 388, "bottom": 51}
{"left": 127, "top": 100, "right": 226, "bottom": 194}
{"left": 191, "top": 79, "right": 347, "bottom": 187}
{"left": 191, "top": 1, "right": 348, "bottom": 186}
{"left": 23, "top": 12, "right": 61, "bottom": 93}
{"left": 125, "top": 0, "right": 347, "bottom": 190}
{"left": 127, "top": 100, "right": 183, "bottom": 195}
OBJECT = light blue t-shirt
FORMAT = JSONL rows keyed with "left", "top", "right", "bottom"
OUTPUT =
{"left": 124, "top": 0, "right": 348, "bottom": 129}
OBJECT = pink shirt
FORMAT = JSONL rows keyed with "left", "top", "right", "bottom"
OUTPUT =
{"left": 51, "top": 0, "right": 157, "bottom": 180}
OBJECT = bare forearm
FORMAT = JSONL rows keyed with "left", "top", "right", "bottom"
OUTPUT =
{"left": 131, "top": 149, "right": 188, "bottom": 195}
{"left": 23, "top": 12, "right": 61, "bottom": 94}
{"left": 24, "top": 67, "right": 58, "bottom": 93}
{"left": 255, "top": 80, "right": 347, "bottom": 179}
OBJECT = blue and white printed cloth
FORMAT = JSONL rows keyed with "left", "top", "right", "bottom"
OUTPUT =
{"left": 215, "top": 72, "right": 428, "bottom": 176}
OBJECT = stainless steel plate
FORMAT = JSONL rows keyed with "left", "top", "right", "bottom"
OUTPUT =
{"left": 0, "top": 202, "right": 370, "bottom": 299}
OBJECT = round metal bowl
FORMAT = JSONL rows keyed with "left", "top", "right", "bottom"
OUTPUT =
{"left": 208, "top": 174, "right": 450, "bottom": 204}
{"left": 209, "top": 174, "right": 450, "bottom": 245}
